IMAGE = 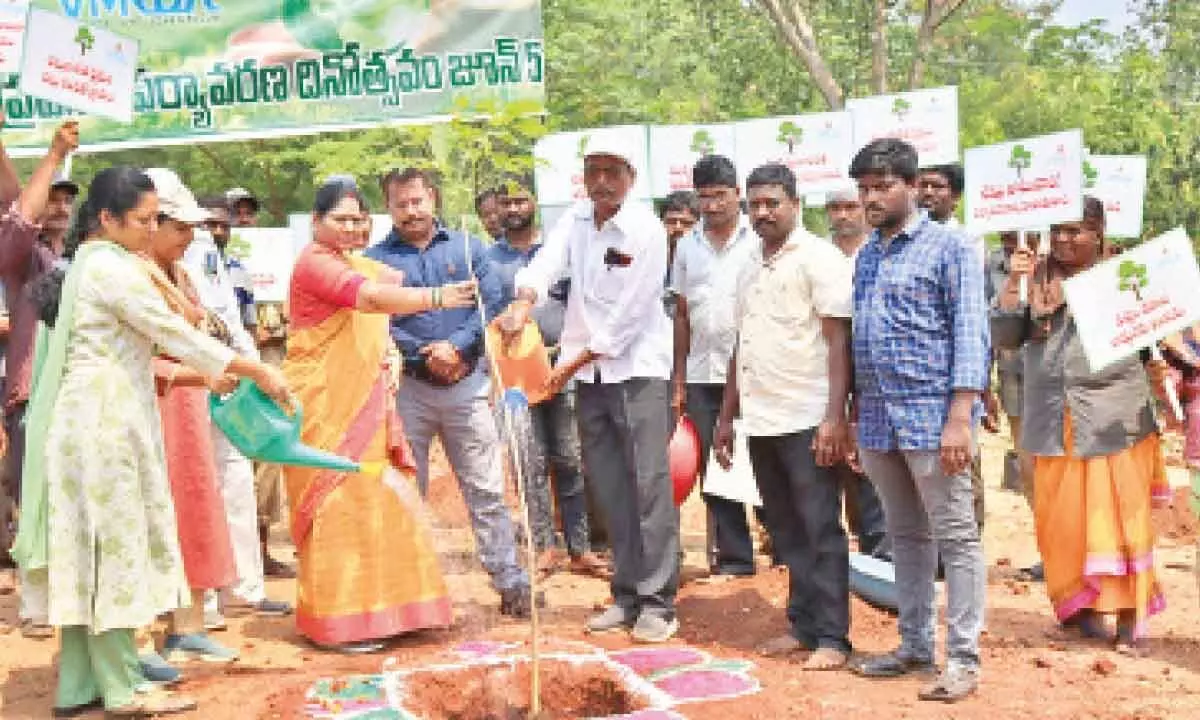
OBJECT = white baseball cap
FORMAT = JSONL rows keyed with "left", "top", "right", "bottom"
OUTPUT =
{"left": 582, "top": 134, "right": 638, "bottom": 168}
{"left": 145, "top": 168, "right": 212, "bottom": 224}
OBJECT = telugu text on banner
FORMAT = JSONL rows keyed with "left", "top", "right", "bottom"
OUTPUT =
{"left": 1, "top": 0, "right": 544, "bottom": 155}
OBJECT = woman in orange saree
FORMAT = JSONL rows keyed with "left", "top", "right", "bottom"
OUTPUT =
{"left": 282, "top": 178, "right": 475, "bottom": 652}
{"left": 992, "top": 197, "right": 1169, "bottom": 655}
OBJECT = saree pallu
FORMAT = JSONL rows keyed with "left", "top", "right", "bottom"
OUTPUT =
{"left": 1034, "top": 413, "right": 1169, "bottom": 639}
{"left": 282, "top": 253, "right": 451, "bottom": 645}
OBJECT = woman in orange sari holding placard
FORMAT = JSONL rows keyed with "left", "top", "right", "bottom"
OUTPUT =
{"left": 991, "top": 198, "right": 1169, "bottom": 654}
{"left": 282, "top": 178, "right": 475, "bottom": 652}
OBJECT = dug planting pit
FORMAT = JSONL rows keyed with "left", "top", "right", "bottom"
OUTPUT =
{"left": 401, "top": 656, "right": 649, "bottom": 719}
{"left": 303, "top": 640, "right": 761, "bottom": 719}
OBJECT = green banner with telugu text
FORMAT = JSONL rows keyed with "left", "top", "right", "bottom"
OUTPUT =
{"left": 1, "top": 0, "right": 544, "bottom": 156}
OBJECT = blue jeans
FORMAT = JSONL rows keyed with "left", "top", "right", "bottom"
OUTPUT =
{"left": 397, "top": 370, "right": 527, "bottom": 592}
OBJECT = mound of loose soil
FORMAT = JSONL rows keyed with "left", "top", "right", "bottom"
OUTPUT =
{"left": 403, "top": 659, "right": 646, "bottom": 720}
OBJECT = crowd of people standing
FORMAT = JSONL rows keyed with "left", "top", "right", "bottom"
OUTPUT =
{"left": 0, "top": 115, "right": 1181, "bottom": 717}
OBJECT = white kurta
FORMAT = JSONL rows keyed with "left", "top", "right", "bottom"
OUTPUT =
{"left": 28, "top": 247, "right": 234, "bottom": 632}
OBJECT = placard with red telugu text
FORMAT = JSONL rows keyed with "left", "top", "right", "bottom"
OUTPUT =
{"left": 17, "top": 8, "right": 138, "bottom": 122}
{"left": 846, "top": 85, "right": 960, "bottom": 166}
{"left": 1063, "top": 228, "right": 1200, "bottom": 372}
{"left": 0, "top": 0, "right": 30, "bottom": 75}
{"left": 964, "top": 129, "right": 1085, "bottom": 235}
{"left": 733, "top": 111, "right": 855, "bottom": 196}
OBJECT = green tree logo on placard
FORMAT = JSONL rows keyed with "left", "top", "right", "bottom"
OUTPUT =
{"left": 892, "top": 97, "right": 912, "bottom": 119}
{"left": 1009, "top": 144, "right": 1033, "bottom": 180}
{"left": 777, "top": 121, "right": 802, "bottom": 153}
{"left": 75, "top": 26, "right": 95, "bottom": 55}
{"left": 1083, "top": 160, "right": 1098, "bottom": 189}
{"left": 576, "top": 135, "right": 590, "bottom": 159}
{"left": 1117, "top": 259, "right": 1149, "bottom": 301}
{"left": 226, "top": 231, "right": 252, "bottom": 262}
{"left": 690, "top": 129, "right": 716, "bottom": 156}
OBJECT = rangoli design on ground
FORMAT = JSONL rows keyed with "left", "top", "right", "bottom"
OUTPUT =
{"left": 304, "top": 640, "right": 761, "bottom": 719}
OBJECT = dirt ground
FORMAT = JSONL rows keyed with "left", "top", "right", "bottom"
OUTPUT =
{"left": 3, "top": 433, "right": 1200, "bottom": 719}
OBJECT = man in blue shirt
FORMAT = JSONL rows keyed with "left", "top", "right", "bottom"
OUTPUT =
{"left": 849, "top": 139, "right": 988, "bottom": 702}
{"left": 487, "top": 176, "right": 607, "bottom": 579}
{"left": 366, "top": 168, "right": 533, "bottom": 617}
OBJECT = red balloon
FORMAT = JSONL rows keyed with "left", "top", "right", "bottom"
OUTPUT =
{"left": 669, "top": 416, "right": 701, "bottom": 506}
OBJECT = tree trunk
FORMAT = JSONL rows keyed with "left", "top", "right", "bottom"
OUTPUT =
{"left": 759, "top": 0, "right": 845, "bottom": 109}
{"left": 870, "top": 0, "right": 888, "bottom": 94}
{"left": 909, "top": 0, "right": 968, "bottom": 89}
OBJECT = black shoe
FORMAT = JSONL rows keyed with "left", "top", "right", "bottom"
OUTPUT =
{"left": 1018, "top": 562, "right": 1045, "bottom": 582}
{"left": 499, "top": 585, "right": 546, "bottom": 619}
{"left": 52, "top": 699, "right": 103, "bottom": 718}
{"left": 854, "top": 652, "right": 936, "bottom": 678}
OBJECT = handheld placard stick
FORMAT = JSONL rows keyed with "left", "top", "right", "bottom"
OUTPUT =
{"left": 1017, "top": 230, "right": 1028, "bottom": 304}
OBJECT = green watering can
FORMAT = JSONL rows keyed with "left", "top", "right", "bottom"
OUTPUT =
{"left": 209, "top": 379, "right": 360, "bottom": 472}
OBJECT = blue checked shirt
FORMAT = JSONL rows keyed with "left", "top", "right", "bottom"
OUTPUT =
{"left": 852, "top": 213, "right": 990, "bottom": 451}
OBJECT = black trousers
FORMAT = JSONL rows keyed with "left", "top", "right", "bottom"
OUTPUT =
{"left": 748, "top": 430, "right": 850, "bottom": 652}
{"left": 686, "top": 384, "right": 756, "bottom": 575}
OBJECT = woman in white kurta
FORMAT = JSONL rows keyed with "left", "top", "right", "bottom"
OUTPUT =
{"left": 12, "top": 167, "right": 290, "bottom": 718}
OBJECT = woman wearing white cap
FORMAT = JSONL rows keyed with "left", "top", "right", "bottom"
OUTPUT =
{"left": 138, "top": 168, "right": 245, "bottom": 671}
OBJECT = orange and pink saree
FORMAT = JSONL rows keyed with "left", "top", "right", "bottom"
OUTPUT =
{"left": 282, "top": 243, "right": 451, "bottom": 645}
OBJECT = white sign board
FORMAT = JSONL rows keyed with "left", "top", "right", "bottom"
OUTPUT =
{"left": 1064, "top": 228, "right": 1200, "bottom": 372}
{"left": 733, "top": 111, "right": 855, "bottom": 196}
{"left": 963, "top": 129, "right": 1085, "bottom": 234}
{"left": 847, "top": 85, "right": 960, "bottom": 166}
{"left": 234, "top": 228, "right": 297, "bottom": 304}
{"left": 1084, "top": 154, "right": 1148, "bottom": 239}
{"left": 0, "top": 1, "right": 30, "bottom": 75}
{"left": 533, "top": 125, "right": 651, "bottom": 206}
{"left": 18, "top": 9, "right": 139, "bottom": 122}
{"left": 702, "top": 422, "right": 762, "bottom": 508}
{"left": 648, "top": 123, "right": 737, "bottom": 197}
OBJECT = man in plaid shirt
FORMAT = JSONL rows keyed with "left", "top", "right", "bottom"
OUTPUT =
{"left": 848, "top": 139, "right": 989, "bottom": 703}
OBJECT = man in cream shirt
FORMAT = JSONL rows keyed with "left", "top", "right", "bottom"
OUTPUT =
{"left": 714, "top": 164, "right": 854, "bottom": 670}
{"left": 501, "top": 137, "right": 679, "bottom": 643}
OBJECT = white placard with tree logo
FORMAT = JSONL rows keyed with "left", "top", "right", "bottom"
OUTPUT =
{"left": 1063, "top": 228, "right": 1200, "bottom": 372}
{"left": 846, "top": 85, "right": 960, "bottom": 166}
{"left": 18, "top": 8, "right": 139, "bottom": 122}
{"left": 533, "top": 125, "right": 651, "bottom": 206}
{"left": 1083, "top": 154, "right": 1148, "bottom": 239}
{"left": 230, "top": 228, "right": 298, "bottom": 304}
{"left": 733, "top": 111, "right": 855, "bottom": 196}
{"left": 963, "top": 129, "right": 1085, "bottom": 235}
{"left": 648, "top": 124, "right": 738, "bottom": 197}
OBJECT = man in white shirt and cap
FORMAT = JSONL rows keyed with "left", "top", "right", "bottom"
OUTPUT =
{"left": 500, "top": 136, "right": 680, "bottom": 643}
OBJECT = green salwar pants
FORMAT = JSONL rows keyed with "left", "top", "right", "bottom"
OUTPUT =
{"left": 56, "top": 626, "right": 139, "bottom": 710}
